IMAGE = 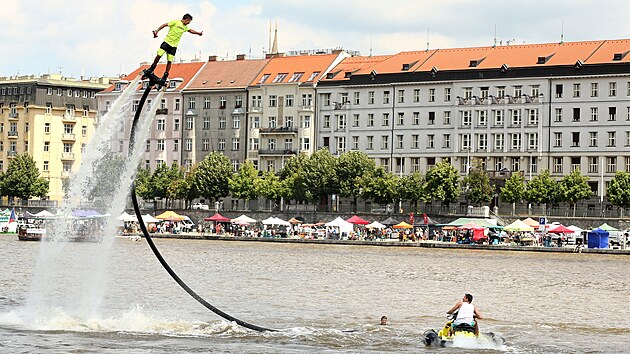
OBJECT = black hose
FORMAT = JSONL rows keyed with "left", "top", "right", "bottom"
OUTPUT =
{"left": 128, "top": 81, "right": 277, "bottom": 332}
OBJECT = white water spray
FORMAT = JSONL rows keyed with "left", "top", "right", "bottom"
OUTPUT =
{"left": 22, "top": 76, "right": 165, "bottom": 329}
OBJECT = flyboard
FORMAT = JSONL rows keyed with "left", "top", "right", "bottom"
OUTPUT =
{"left": 128, "top": 68, "right": 277, "bottom": 332}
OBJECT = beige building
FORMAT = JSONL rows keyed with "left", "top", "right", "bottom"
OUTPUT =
{"left": 0, "top": 74, "right": 111, "bottom": 203}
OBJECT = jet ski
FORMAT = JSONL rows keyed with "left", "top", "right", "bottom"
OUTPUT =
{"left": 423, "top": 312, "right": 504, "bottom": 348}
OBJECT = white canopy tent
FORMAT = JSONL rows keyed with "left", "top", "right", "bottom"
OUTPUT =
{"left": 325, "top": 217, "right": 354, "bottom": 235}
{"left": 231, "top": 214, "right": 257, "bottom": 223}
{"left": 366, "top": 221, "right": 386, "bottom": 229}
{"left": 142, "top": 214, "right": 160, "bottom": 223}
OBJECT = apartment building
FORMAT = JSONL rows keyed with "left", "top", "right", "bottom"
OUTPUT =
{"left": 98, "top": 61, "right": 204, "bottom": 170}
{"left": 247, "top": 52, "right": 348, "bottom": 172}
{"left": 182, "top": 55, "right": 269, "bottom": 171}
{"left": 317, "top": 39, "right": 630, "bottom": 198}
{"left": 0, "top": 74, "right": 111, "bottom": 202}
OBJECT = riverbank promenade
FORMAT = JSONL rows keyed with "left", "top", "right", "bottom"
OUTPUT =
{"left": 121, "top": 233, "right": 630, "bottom": 255}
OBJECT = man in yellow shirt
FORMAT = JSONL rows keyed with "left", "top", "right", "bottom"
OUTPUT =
{"left": 144, "top": 13, "right": 203, "bottom": 83}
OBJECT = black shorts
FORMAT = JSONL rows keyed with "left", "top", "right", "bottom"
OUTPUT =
{"left": 159, "top": 41, "right": 178, "bottom": 56}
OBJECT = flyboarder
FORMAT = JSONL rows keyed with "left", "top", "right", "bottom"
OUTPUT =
{"left": 143, "top": 13, "right": 203, "bottom": 85}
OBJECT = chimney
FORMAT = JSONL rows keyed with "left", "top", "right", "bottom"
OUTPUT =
{"left": 208, "top": 55, "right": 218, "bottom": 62}
{"left": 236, "top": 54, "right": 246, "bottom": 61}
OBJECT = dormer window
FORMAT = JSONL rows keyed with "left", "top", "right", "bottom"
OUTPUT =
{"left": 258, "top": 74, "right": 270, "bottom": 83}
{"left": 307, "top": 71, "right": 320, "bottom": 81}
{"left": 537, "top": 56, "right": 546, "bottom": 64}
{"left": 613, "top": 52, "right": 625, "bottom": 61}
{"left": 402, "top": 63, "right": 410, "bottom": 71}
{"left": 469, "top": 58, "right": 485, "bottom": 67}
{"left": 344, "top": 71, "right": 352, "bottom": 78}
{"left": 272, "top": 73, "right": 288, "bottom": 83}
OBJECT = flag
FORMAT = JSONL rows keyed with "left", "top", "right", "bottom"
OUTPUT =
{"left": 9, "top": 208, "right": 16, "bottom": 223}
{"left": 423, "top": 213, "right": 428, "bottom": 225}
{"left": 409, "top": 212, "right": 414, "bottom": 225}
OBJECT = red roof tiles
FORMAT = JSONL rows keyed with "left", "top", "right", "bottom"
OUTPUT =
{"left": 103, "top": 61, "right": 204, "bottom": 92}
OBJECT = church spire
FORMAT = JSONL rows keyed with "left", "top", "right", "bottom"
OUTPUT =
{"left": 271, "top": 20, "right": 279, "bottom": 54}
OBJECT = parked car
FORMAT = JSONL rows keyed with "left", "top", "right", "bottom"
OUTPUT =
{"left": 191, "top": 203, "right": 209, "bottom": 210}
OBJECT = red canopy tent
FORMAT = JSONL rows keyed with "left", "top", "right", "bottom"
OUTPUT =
{"left": 456, "top": 222, "right": 487, "bottom": 241}
{"left": 345, "top": 215, "right": 369, "bottom": 225}
{"left": 204, "top": 213, "right": 231, "bottom": 222}
{"left": 548, "top": 224, "right": 574, "bottom": 234}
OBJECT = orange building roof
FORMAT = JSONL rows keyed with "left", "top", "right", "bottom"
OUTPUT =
{"left": 186, "top": 58, "right": 270, "bottom": 90}
{"left": 414, "top": 46, "right": 494, "bottom": 72}
{"left": 251, "top": 53, "right": 340, "bottom": 85}
{"left": 366, "top": 51, "right": 436, "bottom": 74}
{"left": 585, "top": 39, "right": 630, "bottom": 64}
{"left": 322, "top": 55, "right": 391, "bottom": 81}
{"left": 103, "top": 61, "right": 204, "bottom": 93}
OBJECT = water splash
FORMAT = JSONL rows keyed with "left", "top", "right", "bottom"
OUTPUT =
{"left": 22, "top": 76, "right": 164, "bottom": 327}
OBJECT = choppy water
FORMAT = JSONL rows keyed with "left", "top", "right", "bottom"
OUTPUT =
{"left": 0, "top": 236, "right": 627, "bottom": 353}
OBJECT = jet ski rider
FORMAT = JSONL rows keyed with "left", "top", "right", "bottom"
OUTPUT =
{"left": 447, "top": 293, "right": 483, "bottom": 335}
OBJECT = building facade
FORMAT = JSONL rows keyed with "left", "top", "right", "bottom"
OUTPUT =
{"left": 0, "top": 74, "right": 111, "bottom": 202}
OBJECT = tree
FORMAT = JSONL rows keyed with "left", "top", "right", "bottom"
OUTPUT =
{"left": 255, "top": 170, "right": 283, "bottom": 210}
{"left": 85, "top": 152, "right": 126, "bottom": 208}
{"left": 170, "top": 165, "right": 200, "bottom": 209}
{"left": 193, "top": 152, "right": 232, "bottom": 203}
{"left": 133, "top": 167, "right": 153, "bottom": 201}
{"left": 525, "top": 169, "right": 556, "bottom": 214}
{"left": 358, "top": 167, "right": 399, "bottom": 206}
{"left": 500, "top": 172, "right": 526, "bottom": 215}
{"left": 279, "top": 153, "right": 311, "bottom": 203}
{"left": 560, "top": 168, "right": 592, "bottom": 216}
{"left": 0, "top": 154, "right": 49, "bottom": 201}
{"left": 424, "top": 161, "right": 461, "bottom": 206}
{"left": 463, "top": 159, "right": 493, "bottom": 206}
{"left": 607, "top": 171, "right": 630, "bottom": 218}
{"left": 151, "top": 162, "right": 183, "bottom": 208}
{"left": 229, "top": 161, "right": 259, "bottom": 210}
{"left": 303, "top": 148, "right": 338, "bottom": 207}
{"left": 398, "top": 171, "right": 425, "bottom": 212}
{"left": 335, "top": 151, "right": 376, "bottom": 212}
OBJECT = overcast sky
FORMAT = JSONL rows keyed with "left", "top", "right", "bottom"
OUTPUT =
{"left": 3, "top": 0, "right": 630, "bottom": 78}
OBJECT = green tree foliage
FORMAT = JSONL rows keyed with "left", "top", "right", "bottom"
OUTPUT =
{"left": 607, "top": 171, "right": 630, "bottom": 215}
{"left": 0, "top": 154, "right": 49, "bottom": 200}
{"left": 336, "top": 151, "right": 376, "bottom": 211}
{"left": 279, "top": 153, "right": 310, "bottom": 203}
{"left": 229, "top": 161, "right": 259, "bottom": 208}
{"left": 463, "top": 159, "right": 493, "bottom": 205}
{"left": 169, "top": 165, "right": 200, "bottom": 208}
{"left": 193, "top": 152, "right": 232, "bottom": 203}
{"left": 359, "top": 166, "right": 399, "bottom": 205}
{"left": 424, "top": 160, "right": 461, "bottom": 205}
{"left": 398, "top": 171, "right": 425, "bottom": 211}
{"left": 254, "top": 170, "right": 283, "bottom": 209}
{"left": 525, "top": 169, "right": 557, "bottom": 207}
{"left": 151, "top": 163, "right": 183, "bottom": 203}
{"left": 134, "top": 167, "right": 153, "bottom": 200}
{"left": 304, "top": 148, "right": 338, "bottom": 206}
{"left": 500, "top": 172, "right": 526, "bottom": 215}
{"left": 560, "top": 168, "right": 592, "bottom": 216}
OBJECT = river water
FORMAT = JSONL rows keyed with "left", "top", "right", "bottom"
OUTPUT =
{"left": 0, "top": 235, "right": 627, "bottom": 353}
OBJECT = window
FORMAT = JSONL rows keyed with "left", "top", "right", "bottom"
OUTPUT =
{"left": 528, "top": 133, "right": 538, "bottom": 150}
{"left": 286, "top": 95, "right": 294, "bottom": 107}
{"left": 511, "top": 109, "right": 521, "bottom": 125}
{"left": 44, "top": 141, "right": 49, "bottom": 152}
{"left": 302, "top": 93, "right": 313, "bottom": 107}
{"left": 368, "top": 91, "right": 375, "bottom": 104}
{"left": 626, "top": 157, "right": 630, "bottom": 172}
{"left": 496, "top": 86, "right": 505, "bottom": 98}
{"left": 250, "top": 138, "right": 259, "bottom": 150}
{"left": 233, "top": 116, "right": 241, "bottom": 129}
{"left": 480, "top": 87, "right": 489, "bottom": 98}
{"left": 413, "top": 89, "right": 420, "bottom": 102}
{"left": 477, "top": 110, "right": 487, "bottom": 126}
{"left": 609, "top": 82, "right": 617, "bottom": 97}
{"left": 554, "top": 132, "right": 562, "bottom": 147}
{"left": 44, "top": 123, "right": 50, "bottom": 133}
{"left": 367, "top": 114, "right": 374, "bottom": 126}
{"left": 145, "top": 140, "right": 150, "bottom": 152}
{"left": 626, "top": 131, "right": 630, "bottom": 146}
{"left": 259, "top": 74, "right": 270, "bottom": 83}
{"left": 288, "top": 72, "right": 304, "bottom": 82}
{"left": 443, "top": 134, "right": 451, "bottom": 148}
{"left": 353, "top": 114, "right": 359, "bottom": 127}
{"left": 527, "top": 109, "right": 538, "bottom": 125}
{"left": 382, "top": 113, "right": 389, "bottom": 126}
{"left": 461, "top": 134, "right": 471, "bottom": 150}
{"left": 511, "top": 157, "right": 520, "bottom": 172}
{"left": 412, "top": 112, "right": 420, "bottom": 125}
{"left": 464, "top": 87, "right": 473, "bottom": 99}
{"left": 235, "top": 95, "right": 243, "bottom": 108}
{"left": 353, "top": 92, "right": 360, "bottom": 105}
{"left": 157, "top": 139, "right": 165, "bottom": 151}
{"left": 381, "top": 135, "right": 389, "bottom": 149}
{"left": 267, "top": 138, "right": 275, "bottom": 150}
{"left": 591, "top": 83, "right": 599, "bottom": 97}
{"left": 590, "top": 107, "right": 598, "bottom": 121}
{"left": 322, "top": 93, "right": 331, "bottom": 106}
{"left": 352, "top": 136, "right": 359, "bottom": 150}
{"left": 336, "top": 137, "right": 346, "bottom": 153}
{"left": 323, "top": 115, "right": 330, "bottom": 128}
{"left": 185, "top": 116, "right": 193, "bottom": 130}
{"left": 383, "top": 91, "right": 390, "bottom": 104}
{"left": 607, "top": 157, "right": 617, "bottom": 173}
{"left": 397, "top": 135, "right": 404, "bottom": 149}
{"left": 203, "top": 97, "right": 211, "bottom": 109}
{"left": 513, "top": 86, "right": 522, "bottom": 98}
{"left": 81, "top": 125, "right": 87, "bottom": 136}
{"left": 398, "top": 89, "right": 405, "bottom": 103}
{"left": 588, "top": 157, "right": 598, "bottom": 173}
{"left": 188, "top": 97, "right": 196, "bottom": 109}
{"left": 268, "top": 116, "right": 276, "bottom": 128}
{"left": 46, "top": 87, "right": 52, "bottom": 95}
{"left": 573, "top": 83, "right": 581, "bottom": 98}
{"left": 573, "top": 108, "right": 580, "bottom": 122}
{"left": 412, "top": 135, "right": 419, "bottom": 149}
{"left": 301, "top": 115, "right": 311, "bottom": 128}
{"left": 218, "top": 138, "right": 225, "bottom": 151}
{"left": 494, "top": 110, "right": 504, "bottom": 126}
{"left": 251, "top": 95, "right": 262, "bottom": 107}
{"left": 201, "top": 116, "right": 210, "bottom": 130}
{"left": 477, "top": 134, "right": 487, "bottom": 150}
{"left": 572, "top": 132, "right": 580, "bottom": 147}
{"left": 510, "top": 133, "right": 521, "bottom": 150}
{"left": 269, "top": 95, "right": 277, "bottom": 107}
{"left": 462, "top": 111, "right": 471, "bottom": 126}
{"left": 175, "top": 99, "right": 180, "bottom": 111}
{"left": 553, "top": 157, "right": 563, "bottom": 173}
{"left": 272, "top": 73, "right": 287, "bottom": 82}
{"left": 590, "top": 132, "right": 598, "bottom": 147}
{"left": 555, "top": 84, "right": 563, "bottom": 98}
{"left": 156, "top": 119, "right": 165, "bottom": 131}
{"left": 609, "top": 107, "right": 617, "bottom": 121}
{"left": 43, "top": 161, "right": 49, "bottom": 171}
{"left": 174, "top": 119, "right": 180, "bottom": 131}
{"left": 398, "top": 112, "right": 405, "bottom": 125}
{"left": 444, "top": 88, "right": 451, "bottom": 101}
{"left": 427, "top": 134, "right": 434, "bottom": 148}
{"left": 444, "top": 111, "right": 451, "bottom": 125}
{"left": 301, "top": 137, "right": 310, "bottom": 150}
{"left": 367, "top": 136, "right": 373, "bottom": 149}
{"left": 336, "top": 114, "right": 346, "bottom": 130}
{"left": 232, "top": 138, "right": 239, "bottom": 150}
{"left": 607, "top": 131, "right": 616, "bottom": 147}
{"left": 173, "top": 139, "right": 179, "bottom": 151}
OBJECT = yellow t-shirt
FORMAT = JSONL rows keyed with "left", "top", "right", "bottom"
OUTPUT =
{"left": 164, "top": 20, "right": 189, "bottom": 47}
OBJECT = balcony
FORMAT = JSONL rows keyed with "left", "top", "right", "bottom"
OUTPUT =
{"left": 299, "top": 104, "right": 314, "bottom": 112}
{"left": 7, "top": 151, "right": 17, "bottom": 158}
{"left": 258, "top": 149, "right": 297, "bottom": 156}
{"left": 61, "top": 152, "right": 75, "bottom": 160}
{"left": 61, "top": 171, "right": 71, "bottom": 177}
{"left": 8, "top": 112, "right": 19, "bottom": 120}
{"left": 7, "top": 131, "right": 18, "bottom": 139}
{"left": 61, "top": 133, "right": 76, "bottom": 141}
{"left": 156, "top": 108, "right": 168, "bottom": 115}
{"left": 62, "top": 114, "right": 77, "bottom": 122}
{"left": 248, "top": 106, "right": 263, "bottom": 113}
{"left": 259, "top": 126, "right": 298, "bottom": 135}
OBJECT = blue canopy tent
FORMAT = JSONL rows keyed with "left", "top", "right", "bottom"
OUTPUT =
{"left": 587, "top": 228, "right": 609, "bottom": 248}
